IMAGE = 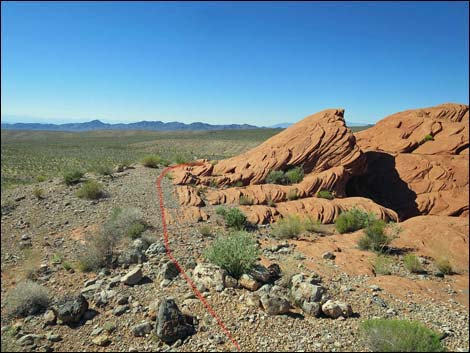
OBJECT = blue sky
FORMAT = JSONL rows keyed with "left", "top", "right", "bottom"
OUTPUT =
{"left": 1, "top": 1, "right": 468, "bottom": 126}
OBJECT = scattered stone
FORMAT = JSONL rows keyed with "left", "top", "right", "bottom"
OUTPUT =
{"left": 224, "top": 275, "right": 238, "bottom": 288}
{"left": 53, "top": 295, "right": 89, "bottom": 324}
{"left": 155, "top": 298, "right": 195, "bottom": 344}
{"left": 322, "top": 252, "right": 336, "bottom": 260}
{"left": 132, "top": 322, "right": 153, "bottom": 337}
{"left": 43, "top": 310, "right": 57, "bottom": 325}
{"left": 92, "top": 335, "right": 111, "bottom": 347}
{"left": 239, "top": 274, "right": 262, "bottom": 291}
{"left": 158, "top": 261, "right": 179, "bottom": 281}
{"left": 249, "top": 264, "right": 272, "bottom": 283}
{"left": 302, "top": 301, "right": 321, "bottom": 317}
{"left": 113, "top": 305, "right": 129, "bottom": 316}
{"left": 260, "top": 294, "right": 290, "bottom": 315}
{"left": 121, "top": 266, "right": 143, "bottom": 286}
{"left": 193, "top": 263, "right": 226, "bottom": 292}
{"left": 321, "top": 300, "right": 353, "bottom": 319}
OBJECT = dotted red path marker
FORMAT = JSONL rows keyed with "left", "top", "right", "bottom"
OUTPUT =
{"left": 156, "top": 163, "right": 241, "bottom": 351}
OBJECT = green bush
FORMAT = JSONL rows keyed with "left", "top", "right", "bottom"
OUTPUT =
{"left": 174, "top": 154, "right": 189, "bottom": 165}
{"left": 76, "top": 180, "right": 105, "bottom": 200}
{"left": 36, "top": 175, "right": 47, "bottom": 182}
{"left": 199, "top": 225, "right": 212, "bottom": 237}
{"left": 221, "top": 208, "right": 247, "bottom": 230}
{"left": 435, "top": 258, "right": 453, "bottom": 275}
{"left": 33, "top": 187, "right": 44, "bottom": 199}
{"left": 287, "top": 188, "right": 299, "bottom": 201}
{"left": 271, "top": 215, "right": 304, "bottom": 239}
{"left": 63, "top": 170, "right": 84, "bottom": 185}
{"left": 215, "top": 206, "right": 227, "bottom": 216}
{"left": 239, "top": 195, "right": 254, "bottom": 205}
{"left": 62, "top": 261, "right": 73, "bottom": 271}
{"left": 335, "top": 208, "right": 376, "bottom": 234}
{"left": 105, "top": 207, "right": 148, "bottom": 239}
{"left": 421, "top": 134, "right": 434, "bottom": 144}
{"left": 358, "top": 220, "right": 394, "bottom": 253}
{"left": 360, "top": 319, "right": 445, "bottom": 352}
{"left": 231, "top": 180, "right": 244, "bottom": 187}
{"left": 372, "top": 255, "right": 393, "bottom": 275}
{"left": 285, "top": 167, "right": 304, "bottom": 184}
{"left": 5, "top": 280, "right": 50, "bottom": 317}
{"left": 141, "top": 154, "right": 162, "bottom": 168}
{"left": 403, "top": 253, "right": 424, "bottom": 273}
{"left": 204, "top": 231, "right": 260, "bottom": 278}
{"left": 95, "top": 165, "right": 113, "bottom": 176}
{"left": 317, "top": 190, "right": 334, "bottom": 200}
{"left": 265, "top": 170, "right": 286, "bottom": 184}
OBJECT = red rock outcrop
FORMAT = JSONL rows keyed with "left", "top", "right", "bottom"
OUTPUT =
{"left": 352, "top": 103, "right": 469, "bottom": 219}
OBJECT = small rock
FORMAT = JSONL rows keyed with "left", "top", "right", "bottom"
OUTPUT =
{"left": 260, "top": 294, "right": 290, "bottom": 315}
{"left": 239, "top": 274, "right": 262, "bottom": 291}
{"left": 43, "top": 310, "right": 57, "bottom": 325}
{"left": 53, "top": 295, "right": 89, "bottom": 324}
{"left": 132, "top": 322, "right": 153, "bottom": 337}
{"left": 121, "top": 266, "right": 143, "bottom": 286}
{"left": 92, "top": 335, "right": 111, "bottom": 347}
{"left": 113, "top": 305, "right": 129, "bottom": 316}
{"left": 321, "top": 300, "right": 353, "bottom": 319}
{"left": 155, "top": 298, "right": 195, "bottom": 344}
{"left": 322, "top": 252, "right": 336, "bottom": 260}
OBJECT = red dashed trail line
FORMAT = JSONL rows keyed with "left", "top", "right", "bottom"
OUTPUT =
{"left": 156, "top": 163, "right": 241, "bottom": 351}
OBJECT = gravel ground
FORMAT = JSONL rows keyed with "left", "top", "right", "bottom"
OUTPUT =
{"left": 1, "top": 164, "right": 468, "bottom": 352}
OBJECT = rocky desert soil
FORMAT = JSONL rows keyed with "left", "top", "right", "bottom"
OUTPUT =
{"left": 1, "top": 103, "right": 469, "bottom": 352}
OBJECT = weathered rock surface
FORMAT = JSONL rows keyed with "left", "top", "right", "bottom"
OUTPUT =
{"left": 193, "top": 263, "right": 226, "bottom": 292}
{"left": 53, "top": 295, "right": 89, "bottom": 324}
{"left": 155, "top": 298, "right": 195, "bottom": 344}
{"left": 321, "top": 300, "right": 353, "bottom": 319}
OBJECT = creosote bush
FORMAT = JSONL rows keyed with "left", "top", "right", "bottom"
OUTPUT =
{"left": 5, "top": 280, "right": 50, "bottom": 317}
{"left": 199, "top": 224, "right": 212, "bottom": 237}
{"left": 204, "top": 231, "right": 260, "bottom": 278}
{"left": 317, "top": 189, "right": 334, "bottom": 200}
{"left": 63, "top": 169, "right": 84, "bottom": 185}
{"left": 141, "top": 154, "right": 162, "bottom": 168}
{"left": 403, "top": 253, "right": 424, "bottom": 273}
{"left": 435, "top": 258, "right": 453, "bottom": 275}
{"left": 287, "top": 188, "right": 299, "bottom": 201}
{"left": 358, "top": 220, "right": 396, "bottom": 253}
{"left": 285, "top": 167, "right": 304, "bottom": 184}
{"left": 239, "top": 195, "right": 254, "bottom": 205}
{"left": 95, "top": 165, "right": 113, "bottom": 176}
{"left": 105, "top": 207, "right": 148, "bottom": 239}
{"left": 372, "top": 255, "right": 393, "bottom": 275}
{"left": 33, "top": 187, "right": 44, "bottom": 199}
{"left": 76, "top": 180, "right": 105, "bottom": 200}
{"left": 335, "top": 208, "right": 376, "bottom": 234}
{"left": 271, "top": 215, "right": 304, "bottom": 239}
{"left": 217, "top": 207, "right": 247, "bottom": 230}
{"left": 265, "top": 170, "right": 286, "bottom": 184}
{"left": 360, "top": 319, "right": 445, "bottom": 352}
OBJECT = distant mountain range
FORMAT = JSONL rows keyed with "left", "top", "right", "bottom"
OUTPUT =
{"left": 0, "top": 119, "right": 261, "bottom": 132}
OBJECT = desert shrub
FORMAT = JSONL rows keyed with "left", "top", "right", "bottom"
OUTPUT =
{"left": 421, "top": 134, "right": 434, "bottom": 144}
{"left": 95, "top": 165, "right": 113, "bottom": 176}
{"left": 285, "top": 166, "right": 304, "bottom": 184}
{"left": 77, "top": 243, "right": 106, "bottom": 272}
{"left": 36, "top": 175, "right": 47, "bottom": 182}
{"left": 141, "top": 154, "right": 162, "bottom": 168}
{"left": 303, "top": 217, "right": 331, "bottom": 235}
{"left": 266, "top": 196, "right": 276, "bottom": 207}
{"left": 216, "top": 208, "right": 246, "bottom": 230}
{"left": 239, "top": 195, "right": 254, "bottom": 205}
{"left": 403, "top": 253, "right": 424, "bottom": 273}
{"left": 358, "top": 220, "right": 394, "bottom": 253}
{"left": 105, "top": 207, "right": 148, "bottom": 239}
{"left": 18, "top": 249, "right": 42, "bottom": 280}
{"left": 278, "top": 256, "right": 298, "bottom": 288}
{"left": 360, "top": 319, "right": 445, "bottom": 352}
{"left": 199, "top": 224, "right": 212, "bottom": 237}
{"left": 271, "top": 215, "right": 304, "bottom": 239}
{"left": 335, "top": 208, "right": 376, "bottom": 234}
{"left": 140, "top": 231, "right": 158, "bottom": 247}
{"left": 232, "top": 180, "right": 244, "bottom": 187}
{"left": 63, "top": 169, "right": 84, "bottom": 185}
{"left": 33, "top": 187, "right": 44, "bottom": 199}
{"left": 265, "top": 170, "right": 286, "bottom": 185}
{"left": 165, "top": 172, "right": 174, "bottom": 180}
{"left": 76, "top": 180, "right": 105, "bottom": 200}
{"left": 372, "top": 255, "right": 393, "bottom": 275}
{"left": 317, "top": 189, "right": 334, "bottom": 200}
{"left": 204, "top": 231, "right": 260, "bottom": 278}
{"left": 215, "top": 206, "right": 227, "bottom": 216}
{"left": 287, "top": 188, "right": 299, "bottom": 201}
{"left": 175, "top": 154, "right": 189, "bottom": 164}
{"left": 62, "top": 261, "right": 73, "bottom": 271}
{"left": 435, "top": 258, "right": 453, "bottom": 275}
{"left": 5, "top": 280, "right": 50, "bottom": 317}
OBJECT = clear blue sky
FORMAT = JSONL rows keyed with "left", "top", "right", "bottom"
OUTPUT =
{"left": 1, "top": 1, "right": 468, "bottom": 126}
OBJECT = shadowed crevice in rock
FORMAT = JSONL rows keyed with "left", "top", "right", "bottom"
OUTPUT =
{"left": 345, "top": 151, "right": 419, "bottom": 220}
